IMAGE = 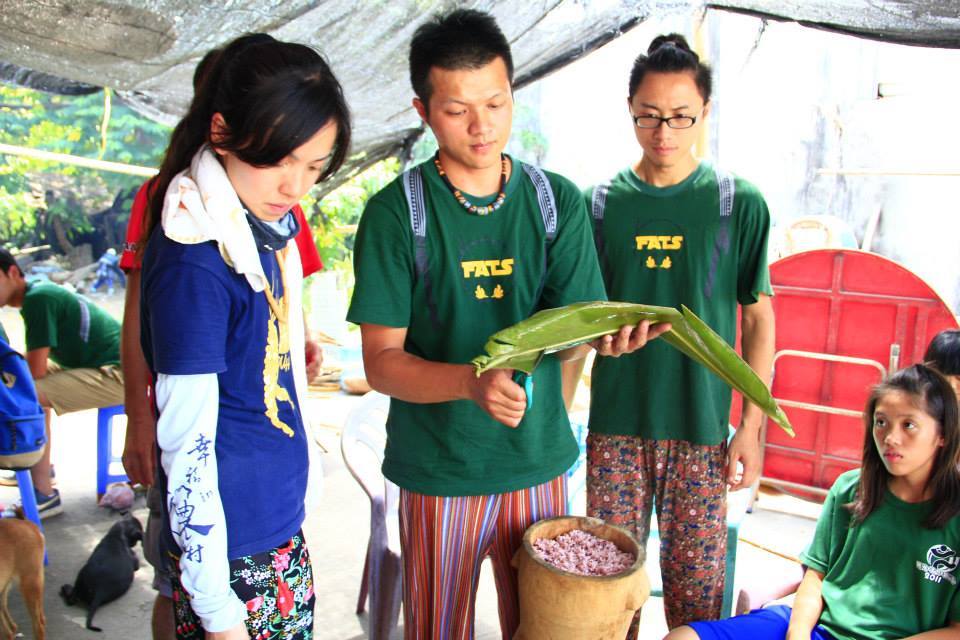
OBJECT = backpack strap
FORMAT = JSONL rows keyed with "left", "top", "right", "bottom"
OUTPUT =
{"left": 519, "top": 163, "right": 557, "bottom": 241}
{"left": 703, "top": 167, "right": 736, "bottom": 299}
{"left": 402, "top": 166, "right": 441, "bottom": 330}
{"left": 590, "top": 183, "right": 610, "bottom": 268}
{"left": 717, "top": 168, "right": 735, "bottom": 220}
{"left": 403, "top": 162, "right": 559, "bottom": 319}
{"left": 519, "top": 163, "right": 558, "bottom": 307}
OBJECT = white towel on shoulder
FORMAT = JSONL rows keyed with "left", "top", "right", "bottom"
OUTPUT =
{"left": 161, "top": 145, "right": 267, "bottom": 292}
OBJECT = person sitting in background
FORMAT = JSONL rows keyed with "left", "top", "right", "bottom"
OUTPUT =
{"left": 90, "top": 248, "right": 126, "bottom": 295}
{"left": 0, "top": 248, "right": 124, "bottom": 518}
{"left": 665, "top": 364, "right": 960, "bottom": 640}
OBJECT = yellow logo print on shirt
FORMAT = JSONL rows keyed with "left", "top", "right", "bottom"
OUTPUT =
{"left": 637, "top": 235, "right": 683, "bottom": 269}
{"left": 473, "top": 284, "right": 506, "bottom": 300}
{"left": 263, "top": 302, "right": 295, "bottom": 438}
{"left": 464, "top": 258, "right": 513, "bottom": 300}
{"left": 636, "top": 235, "right": 683, "bottom": 251}
{"left": 461, "top": 258, "right": 514, "bottom": 278}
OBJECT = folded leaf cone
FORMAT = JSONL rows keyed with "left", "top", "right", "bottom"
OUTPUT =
{"left": 471, "top": 301, "right": 794, "bottom": 436}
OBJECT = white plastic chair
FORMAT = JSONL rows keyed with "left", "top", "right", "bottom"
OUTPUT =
{"left": 340, "top": 391, "right": 401, "bottom": 640}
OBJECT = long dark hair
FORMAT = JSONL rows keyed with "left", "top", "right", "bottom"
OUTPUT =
{"left": 849, "top": 364, "right": 960, "bottom": 528}
{"left": 628, "top": 33, "right": 712, "bottom": 102}
{"left": 144, "top": 33, "right": 351, "bottom": 243}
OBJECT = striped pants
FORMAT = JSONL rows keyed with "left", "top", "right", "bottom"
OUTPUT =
{"left": 399, "top": 475, "right": 567, "bottom": 640}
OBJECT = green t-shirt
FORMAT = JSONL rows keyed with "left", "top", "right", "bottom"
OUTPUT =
{"left": 21, "top": 281, "right": 121, "bottom": 369}
{"left": 347, "top": 156, "right": 606, "bottom": 496}
{"left": 585, "top": 163, "right": 772, "bottom": 445}
{"left": 800, "top": 470, "right": 960, "bottom": 639}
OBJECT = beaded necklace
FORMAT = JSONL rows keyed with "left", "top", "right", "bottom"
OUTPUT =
{"left": 433, "top": 152, "right": 508, "bottom": 216}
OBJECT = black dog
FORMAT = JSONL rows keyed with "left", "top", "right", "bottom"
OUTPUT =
{"left": 60, "top": 514, "right": 143, "bottom": 632}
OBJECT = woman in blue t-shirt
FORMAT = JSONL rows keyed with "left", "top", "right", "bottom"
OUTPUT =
{"left": 666, "top": 363, "right": 960, "bottom": 640}
{"left": 139, "top": 34, "right": 350, "bottom": 640}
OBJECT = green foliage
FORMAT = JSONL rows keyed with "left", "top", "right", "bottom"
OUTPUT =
{"left": 303, "top": 157, "right": 401, "bottom": 274}
{"left": 410, "top": 127, "right": 438, "bottom": 165}
{"left": 509, "top": 102, "right": 548, "bottom": 165}
{"left": 0, "top": 83, "right": 170, "bottom": 246}
{"left": 0, "top": 186, "right": 36, "bottom": 242}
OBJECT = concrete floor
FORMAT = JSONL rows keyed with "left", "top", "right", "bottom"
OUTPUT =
{"left": 0, "top": 391, "right": 503, "bottom": 640}
{"left": 0, "top": 300, "right": 821, "bottom": 639}
{"left": 0, "top": 388, "right": 819, "bottom": 640}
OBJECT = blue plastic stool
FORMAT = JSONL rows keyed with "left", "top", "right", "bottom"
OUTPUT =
{"left": 97, "top": 405, "right": 128, "bottom": 498}
{"left": 11, "top": 469, "right": 47, "bottom": 563}
{"left": 13, "top": 469, "right": 42, "bottom": 527}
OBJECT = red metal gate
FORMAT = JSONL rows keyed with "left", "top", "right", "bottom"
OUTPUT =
{"left": 737, "top": 249, "right": 958, "bottom": 495}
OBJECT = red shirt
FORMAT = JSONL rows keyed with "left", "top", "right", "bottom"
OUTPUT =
{"left": 120, "top": 180, "right": 322, "bottom": 276}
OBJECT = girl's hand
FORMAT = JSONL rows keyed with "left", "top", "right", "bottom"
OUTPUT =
{"left": 207, "top": 623, "right": 249, "bottom": 639}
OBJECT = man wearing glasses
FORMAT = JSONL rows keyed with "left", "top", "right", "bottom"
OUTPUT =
{"left": 583, "top": 35, "right": 775, "bottom": 635}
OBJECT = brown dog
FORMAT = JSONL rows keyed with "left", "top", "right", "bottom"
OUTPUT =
{"left": 0, "top": 518, "right": 45, "bottom": 640}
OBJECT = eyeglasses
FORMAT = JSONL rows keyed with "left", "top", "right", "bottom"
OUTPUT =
{"left": 631, "top": 113, "right": 700, "bottom": 129}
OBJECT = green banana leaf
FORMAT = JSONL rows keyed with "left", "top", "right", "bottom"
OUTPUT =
{"left": 471, "top": 301, "right": 794, "bottom": 436}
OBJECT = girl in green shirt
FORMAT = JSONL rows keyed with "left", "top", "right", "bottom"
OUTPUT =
{"left": 667, "top": 364, "right": 960, "bottom": 640}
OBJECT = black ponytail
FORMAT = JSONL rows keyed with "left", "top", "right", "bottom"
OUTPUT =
{"left": 142, "top": 33, "right": 352, "bottom": 248}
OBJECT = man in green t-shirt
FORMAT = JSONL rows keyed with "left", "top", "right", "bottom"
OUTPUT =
{"left": 347, "top": 10, "right": 667, "bottom": 638}
{"left": 0, "top": 248, "right": 123, "bottom": 518}
{"left": 584, "top": 35, "right": 775, "bottom": 633}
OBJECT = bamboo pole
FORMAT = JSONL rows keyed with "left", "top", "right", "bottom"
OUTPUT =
{"left": 738, "top": 536, "right": 801, "bottom": 563}
{"left": 0, "top": 142, "right": 158, "bottom": 177}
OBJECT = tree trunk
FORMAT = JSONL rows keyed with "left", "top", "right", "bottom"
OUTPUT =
{"left": 51, "top": 215, "right": 74, "bottom": 254}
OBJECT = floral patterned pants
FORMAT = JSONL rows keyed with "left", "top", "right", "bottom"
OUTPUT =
{"left": 170, "top": 530, "right": 315, "bottom": 639}
{"left": 586, "top": 433, "right": 727, "bottom": 635}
